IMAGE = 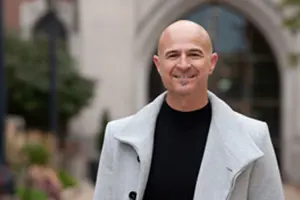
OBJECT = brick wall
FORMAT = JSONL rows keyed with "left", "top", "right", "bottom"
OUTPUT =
{"left": 4, "top": 0, "right": 23, "bottom": 30}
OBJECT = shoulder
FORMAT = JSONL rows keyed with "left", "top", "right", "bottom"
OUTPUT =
{"left": 106, "top": 114, "right": 135, "bottom": 133}
{"left": 106, "top": 102, "right": 152, "bottom": 135}
{"left": 234, "top": 111, "right": 270, "bottom": 148}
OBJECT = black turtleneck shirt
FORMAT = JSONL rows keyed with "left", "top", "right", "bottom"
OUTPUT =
{"left": 143, "top": 99, "right": 212, "bottom": 200}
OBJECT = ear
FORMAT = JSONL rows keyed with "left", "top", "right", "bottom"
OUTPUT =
{"left": 153, "top": 55, "right": 161, "bottom": 74}
{"left": 208, "top": 53, "right": 218, "bottom": 75}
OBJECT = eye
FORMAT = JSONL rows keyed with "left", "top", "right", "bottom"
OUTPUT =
{"left": 189, "top": 53, "right": 201, "bottom": 58}
{"left": 167, "top": 54, "right": 179, "bottom": 58}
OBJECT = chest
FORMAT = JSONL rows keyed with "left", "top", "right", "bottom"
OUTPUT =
{"left": 111, "top": 140, "right": 254, "bottom": 200}
{"left": 143, "top": 129, "right": 207, "bottom": 200}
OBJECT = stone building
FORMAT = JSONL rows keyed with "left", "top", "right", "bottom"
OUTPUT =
{"left": 6, "top": 0, "right": 300, "bottom": 184}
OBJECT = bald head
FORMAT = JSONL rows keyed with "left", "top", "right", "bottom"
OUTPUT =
{"left": 152, "top": 20, "right": 219, "bottom": 105}
{"left": 157, "top": 20, "right": 213, "bottom": 56}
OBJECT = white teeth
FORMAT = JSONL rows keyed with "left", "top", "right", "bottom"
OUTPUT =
{"left": 174, "top": 76, "right": 193, "bottom": 78}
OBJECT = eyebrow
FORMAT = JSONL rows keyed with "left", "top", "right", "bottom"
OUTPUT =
{"left": 164, "top": 48, "right": 204, "bottom": 57}
{"left": 189, "top": 48, "right": 204, "bottom": 55}
{"left": 164, "top": 50, "right": 178, "bottom": 57}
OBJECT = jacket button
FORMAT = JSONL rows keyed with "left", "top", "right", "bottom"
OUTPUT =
{"left": 129, "top": 191, "right": 137, "bottom": 200}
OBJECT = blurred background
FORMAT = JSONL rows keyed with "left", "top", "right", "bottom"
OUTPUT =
{"left": 0, "top": 0, "right": 300, "bottom": 199}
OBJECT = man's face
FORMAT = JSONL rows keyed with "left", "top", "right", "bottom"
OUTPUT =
{"left": 154, "top": 26, "right": 218, "bottom": 96}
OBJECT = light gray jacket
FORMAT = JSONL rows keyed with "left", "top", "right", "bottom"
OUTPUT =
{"left": 93, "top": 92, "right": 284, "bottom": 200}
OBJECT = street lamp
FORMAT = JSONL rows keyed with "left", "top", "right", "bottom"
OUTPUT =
{"left": 46, "top": 0, "right": 58, "bottom": 136}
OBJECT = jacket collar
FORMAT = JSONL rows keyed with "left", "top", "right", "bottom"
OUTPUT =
{"left": 113, "top": 90, "right": 263, "bottom": 178}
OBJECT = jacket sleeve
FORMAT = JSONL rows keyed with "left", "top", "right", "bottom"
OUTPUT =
{"left": 248, "top": 122, "right": 284, "bottom": 200}
{"left": 93, "top": 122, "right": 114, "bottom": 200}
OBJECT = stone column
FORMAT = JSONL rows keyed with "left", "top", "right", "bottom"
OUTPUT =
{"left": 73, "top": 0, "right": 137, "bottom": 138}
{"left": 289, "top": 32, "right": 300, "bottom": 185}
{"left": 69, "top": 0, "right": 137, "bottom": 180}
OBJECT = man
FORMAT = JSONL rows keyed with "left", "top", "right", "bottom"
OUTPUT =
{"left": 93, "top": 20, "right": 284, "bottom": 200}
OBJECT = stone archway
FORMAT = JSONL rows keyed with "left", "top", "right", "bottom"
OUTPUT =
{"left": 136, "top": 0, "right": 297, "bottom": 182}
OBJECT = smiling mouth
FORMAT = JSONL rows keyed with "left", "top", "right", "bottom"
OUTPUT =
{"left": 173, "top": 75, "right": 197, "bottom": 78}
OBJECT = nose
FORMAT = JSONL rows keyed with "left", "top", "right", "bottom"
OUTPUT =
{"left": 176, "top": 55, "right": 191, "bottom": 70}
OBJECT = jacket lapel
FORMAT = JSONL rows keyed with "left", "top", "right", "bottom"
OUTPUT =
{"left": 113, "top": 91, "right": 264, "bottom": 200}
{"left": 193, "top": 92, "right": 264, "bottom": 199}
{"left": 113, "top": 92, "right": 165, "bottom": 200}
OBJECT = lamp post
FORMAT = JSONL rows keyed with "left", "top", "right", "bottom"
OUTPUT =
{"left": 49, "top": 19, "right": 58, "bottom": 136}
{"left": 47, "top": 0, "right": 58, "bottom": 136}
{"left": 0, "top": 0, "right": 6, "bottom": 164}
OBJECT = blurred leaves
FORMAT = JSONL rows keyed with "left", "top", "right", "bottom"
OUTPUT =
{"left": 280, "top": 0, "right": 300, "bottom": 32}
{"left": 288, "top": 52, "right": 300, "bottom": 66}
{"left": 5, "top": 33, "right": 96, "bottom": 131}
{"left": 279, "top": 0, "right": 300, "bottom": 67}
{"left": 17, "top": 187, "right": 48, "bottom": 200}
{"left": 57, "top": 169, "right": 78, "bottom": 189}
{"left": 283, "top": 13, "right": 300, "bottom": 33}
{"left": 281, "top": 0, "right": 300, "bottom": 6}
{"left": 22, "top": 143, "right": 50, "bottom": 166}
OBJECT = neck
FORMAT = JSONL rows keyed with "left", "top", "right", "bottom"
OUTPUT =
{"left": 166, "top": 90, "right": 208, "bottom": 112}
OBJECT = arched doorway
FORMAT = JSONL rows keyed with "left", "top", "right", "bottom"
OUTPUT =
{"left": 148, "top": 4, "right": 281, "bottom": 168}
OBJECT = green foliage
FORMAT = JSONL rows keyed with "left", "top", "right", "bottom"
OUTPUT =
{"left": 16, "top": 187, "right": 48, "bottom": 200}
{"left": 97, "top": 110, "right": 110, "bottom": 152}
{"left": 288, "top": 53, "right": 300, "bottom": 66}
{"left": 280, "top": 0, "right": 300, "bottom": 32}
{"left": 57, "top": 169, "right": 78, "bottom": 189}
{"left": 279, "top": 0, "right": 300, "bottom": 67}
{"left": 5, "top": 33, "right": 96, "bottom": 131}
{"left": 22, "top": 143, "right": 50, "bottom": 165}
